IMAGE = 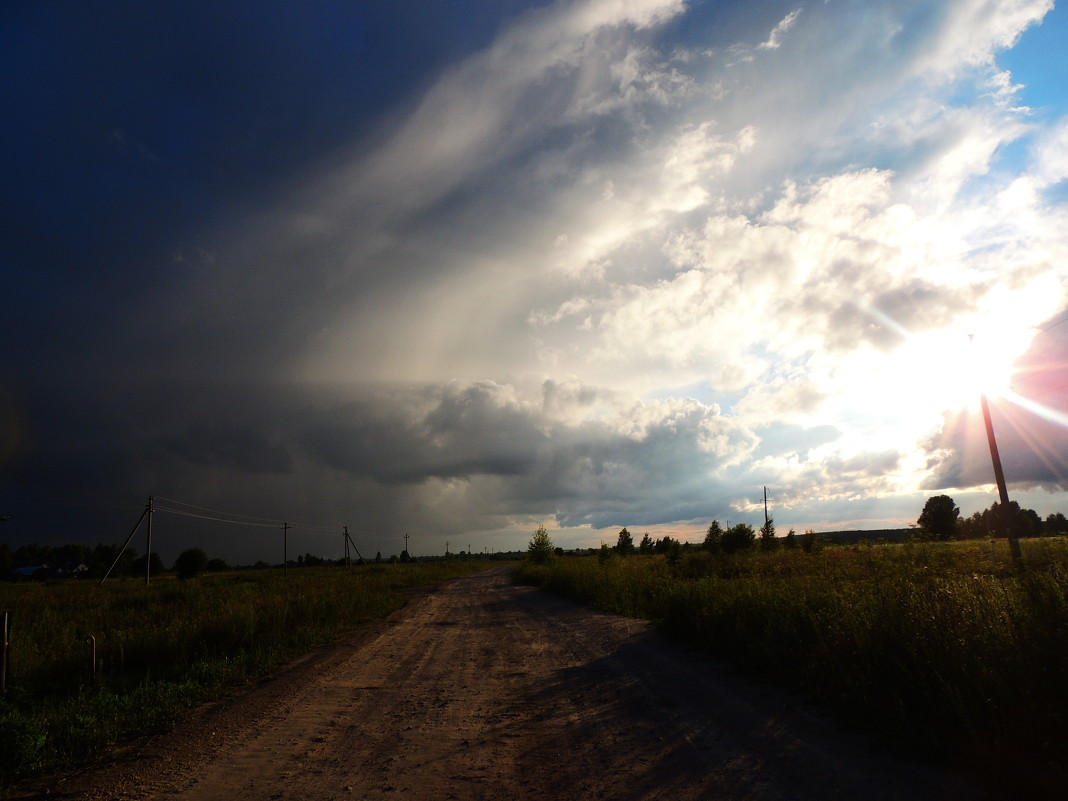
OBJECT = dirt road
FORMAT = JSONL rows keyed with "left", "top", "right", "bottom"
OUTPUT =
{"left": 24, "top": 566, "right": 982, "bottom": 800}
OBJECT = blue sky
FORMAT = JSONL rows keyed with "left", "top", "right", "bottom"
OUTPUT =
{"left": 3, "top": 0, "right": 1068, "bottom": 563}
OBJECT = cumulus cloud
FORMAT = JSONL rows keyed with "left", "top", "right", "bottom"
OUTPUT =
{"left": 151, "top": 0, "right": 1068, "bottom": 538}
{"left": 7, "top": 0, "right": 1068, "bottom": 558}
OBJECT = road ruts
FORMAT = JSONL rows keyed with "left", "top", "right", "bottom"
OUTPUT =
{"left": 21, "top": 565, "right": 983, "bottom": 801}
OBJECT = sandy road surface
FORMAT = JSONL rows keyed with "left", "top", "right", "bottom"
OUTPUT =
{"left": 21, "top": 566, "right": 982, "bottom": 801}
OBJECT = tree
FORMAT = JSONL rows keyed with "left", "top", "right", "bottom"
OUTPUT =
{"left": 652, "top": 536, "right": 682, "bottom": 563}
{"left": 703, "top": 521, "right": 723, "bottom": 552}
{"left": 783, "top": 528, "right": 798, "bottom": 549}
{"left": 0, "top": 543, "right": 12, "bottom": 579}
{"left": 527, "top": 526, "right": 555, "bottom": 564}
{"left": 801, "top": 529, "right": 823, "bottom": 553}
{"left": 132, "top": 552, "right": 165, "bottom": 576}
{"left": 917, "top": 495, "right": 960, "bottom": 540}
{"left": 759, "top": 518, "right": 778, "bottom": 551}
{"left": 598, "top": 542, "right": 614, "bottom": 565}
{"left": 1046, "top": 512, "right": 1068, "bottom": 536}
{"left": 174, "top": 547, "right": 209, "bottom": 579}
{"left": 638, "top": 533, "right": 654, "bottom": 554}
{"left": 720, "top": 523, "right": 756, "bottom": 554}
{"left": 614, "top": 527, "right": 634, "bottom": 556}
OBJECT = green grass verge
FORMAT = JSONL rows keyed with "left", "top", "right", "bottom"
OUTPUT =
{"left": 0, "top": 561, "right": 495, "bottom": 786}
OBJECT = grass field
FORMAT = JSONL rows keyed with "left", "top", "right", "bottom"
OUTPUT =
{"left": 515, "top": 538, "right": 1068, "bottom": 796}
{"left": 0, "top": 560, "right": 494, "bottom": 785}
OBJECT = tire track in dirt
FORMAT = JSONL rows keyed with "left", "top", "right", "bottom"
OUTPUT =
{"left": 18, "top": 565, "right": 984, "bottom": 801}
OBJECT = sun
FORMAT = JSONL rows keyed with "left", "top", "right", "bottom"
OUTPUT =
{"left": 863, "top": 324, "right": 1026, "bottom": 436}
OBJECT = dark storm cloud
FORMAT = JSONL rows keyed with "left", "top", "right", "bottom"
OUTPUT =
{"left": 1, "top": 0, "right": 533, "bottom": 379}
{"left": 296, "top": 381, "right": 758, "bottom": 532}
{"left": 302, "top": 383, "right": 548, "bottom": 484}
{"left": 162, "top": 422, "right": 293, "bottom": 475}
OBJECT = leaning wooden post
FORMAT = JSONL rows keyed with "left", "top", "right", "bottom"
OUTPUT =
{"left": 980, "top": 394, "right": 1023, "bottom": 568}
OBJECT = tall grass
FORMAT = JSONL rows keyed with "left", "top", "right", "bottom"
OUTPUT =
{"left": 516, "top": 539, "right": 1068, "bottom": 796}
{"left": 0, "top": 561, "right": 492, "bottom": 785}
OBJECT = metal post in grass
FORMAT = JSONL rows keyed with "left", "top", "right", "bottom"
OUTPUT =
{"left": 1, "top": 610, "right": 10, "bottom": 693}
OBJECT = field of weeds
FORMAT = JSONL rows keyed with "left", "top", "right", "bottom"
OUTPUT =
{"left": 0, "top": 561, "right": 493, "bottom": 785}
{"left": 515, "top": 538, "right": 1068, "bottom": 796}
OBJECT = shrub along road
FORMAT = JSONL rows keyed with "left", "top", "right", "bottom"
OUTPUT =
{"left": 16, "top": 565, "right": 982, "bottom": 801}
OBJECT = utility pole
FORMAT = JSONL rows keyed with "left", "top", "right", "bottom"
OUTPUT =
{"left": 145, "top": 496, "right": 154, "bottom": 585}
{"left": 763, "top": 486, "right": 769, "bottom": 527}
{"left": 283, "top": 521, "right": 290, "bottom": 575}
{"left": 971, "top": 335, "right": 1023, "bottom": 567}
{"left": 403, "top": 533, "right": 410, "bottom": 555}
{"left": 980, "top": 393, "right": 1023, "bottom": 566}
{"left": 343, "top": 526, "right": 350, "bottom": 566}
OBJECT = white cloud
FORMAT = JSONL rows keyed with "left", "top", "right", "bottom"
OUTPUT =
{"left": 758, "top": 8, "right": 802, "bottom": 50}
{"left": 133, "top": 0, "right": 1067, "bottom": 546}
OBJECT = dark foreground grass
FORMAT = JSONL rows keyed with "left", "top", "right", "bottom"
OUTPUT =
{"left": 516, "top": 539, "right": 1068, "bottom": 797}
{"left": 0, "top": 561, "right": 494, "bottom": 786}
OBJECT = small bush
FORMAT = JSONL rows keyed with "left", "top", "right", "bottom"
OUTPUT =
{"left": 173, "top": 548, "right": 209, "bottom": 579}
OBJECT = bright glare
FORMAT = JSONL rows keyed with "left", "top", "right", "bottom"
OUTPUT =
{"left": 869, "top": 323, "right": 1029, "bottom": 427}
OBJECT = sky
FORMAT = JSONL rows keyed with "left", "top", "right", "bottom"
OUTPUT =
{"left": 3, "top": 0, "right": 1068, "bottom": 564}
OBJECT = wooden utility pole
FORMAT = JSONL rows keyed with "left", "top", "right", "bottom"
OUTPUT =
{"left": 763, "top": 486, "right": 769, "bottom": 527}
{"left": 283, "top": 521, "right": 290, "bottom": 575}
{"left": 971, "top": 335, "right": 1022, "bottom": 567}
{"left": 980, "top": 393, "right": 1023, "bottom": 566}
{"left": 403, "top": 533, "right": 410, "bottom": 555}
{"left": 2, "top": 610, "right": 10, "bottom": 694}
{"left": 145, "top": 496, "right": 154, "bottom": 586}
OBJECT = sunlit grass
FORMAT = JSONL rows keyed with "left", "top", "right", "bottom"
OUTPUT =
{"left": 0, "top": 561, "right": 493, "bottom": 785}
{"left": 516, "top": 539, "right": 1068, "bottom": 795}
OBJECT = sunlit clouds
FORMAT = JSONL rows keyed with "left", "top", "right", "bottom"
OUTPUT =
{"left": 4, "top": 0, "right": 1068, "bottom": 560}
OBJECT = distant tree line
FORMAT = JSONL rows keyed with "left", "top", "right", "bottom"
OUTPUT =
{"left": 917, "top": 494, "right": 1066, "bottom": 541}
{"left": 526, "top": 494, "right": 1068, "bottom": 569}
{"left": 0, "top": 543, "right": 355, "bottom": 581}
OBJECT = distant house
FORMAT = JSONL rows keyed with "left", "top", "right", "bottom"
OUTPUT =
{"left": 8, "top": 561, "right": 88, "bottom": 580}
{"left": 57, "top": 561, "right": 89, "bottom": 578}
{"left": 11, "top": 561, "right": 51, "bottom": 580}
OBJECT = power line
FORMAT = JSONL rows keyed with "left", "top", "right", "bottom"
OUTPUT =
{"left": 1036, "top": 312, "right": 1068, "bottom": 335}
{"left": 153, "top": 496, "right": 344, "bottom": 538}
{"left": 153, "top": 496, "right": 280, "bottom": 525}
{"left": 154, "top": 507, "right": 280, "bottom": 529}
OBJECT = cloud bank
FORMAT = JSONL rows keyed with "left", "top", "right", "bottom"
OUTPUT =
{"left": 4, "top": 0, "right": 1067, "bottom": 560}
